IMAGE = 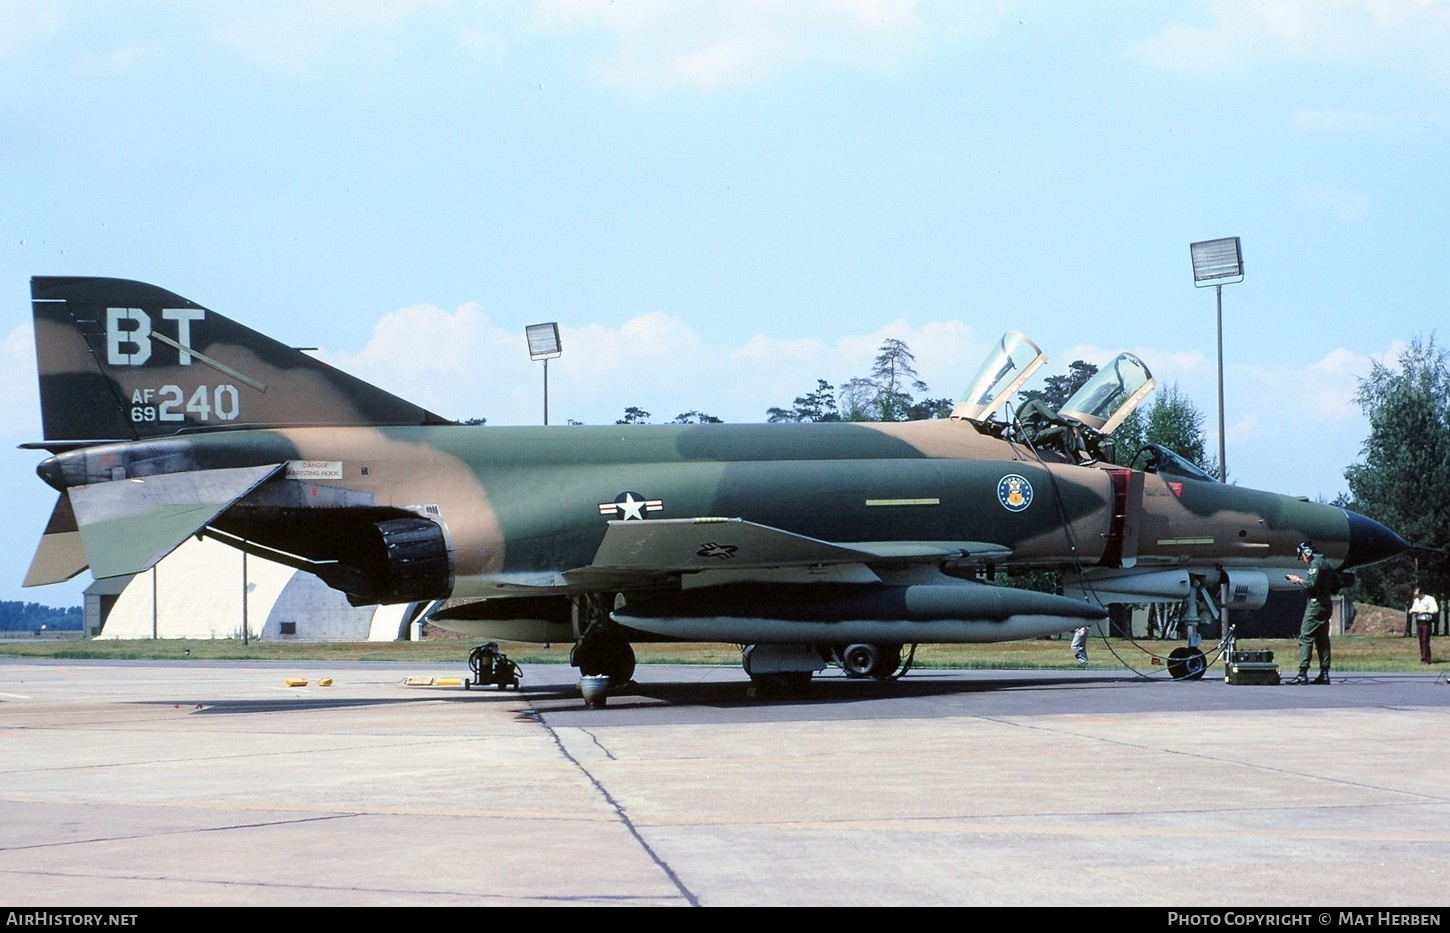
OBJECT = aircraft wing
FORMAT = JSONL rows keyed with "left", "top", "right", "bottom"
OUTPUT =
{"left": 66, "top": 464, "right": 283, "bottom": 579}
{"left": 560, "top": 517, "right": 1013, "bottom": 589}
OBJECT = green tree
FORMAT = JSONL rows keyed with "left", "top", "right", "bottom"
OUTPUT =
{"left": 907, "top": 397, "right": 955, "bottom": 420}
{"left": 672, "top": 411, "right": 723, "bottom": 424}
{"left": 0, "top": 601, "right": 82, "bottom": 632}
{"left": 615, "top": 407, "right": 651, "bottom": 425}
{"left": 837, "top": 339, "right": 941, "bottom": 422}
{"left": 871, "top": 338, "right": 930, "bottom": 420}
{"left": 1019, "top": 360, "right": 1097, "bottom": 410}
{"left": 837, "top": 376, "right": 881, "bottom": 422}
{"left": 767, "top": 379, "right": 841, "bottom": 422}
{"left": 1344, "top": 334, "right": 1450, "bottom": 605}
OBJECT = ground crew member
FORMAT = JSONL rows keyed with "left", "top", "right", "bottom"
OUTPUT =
{"left": 1285, "top": 540, "right": 1334, "bottom": 685}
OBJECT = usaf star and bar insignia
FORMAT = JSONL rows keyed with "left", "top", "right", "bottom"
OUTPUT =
{"left": 598, "top": 491, "right": 664, "bottom": 521}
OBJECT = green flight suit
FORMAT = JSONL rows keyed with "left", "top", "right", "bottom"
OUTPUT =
{"left": 1297, "top": 554, "right": 1335, "bottom": 676}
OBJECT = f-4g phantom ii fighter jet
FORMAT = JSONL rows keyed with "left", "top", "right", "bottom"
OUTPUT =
{"left": 22, "top": 279, "right": 1407, "bottom": 690}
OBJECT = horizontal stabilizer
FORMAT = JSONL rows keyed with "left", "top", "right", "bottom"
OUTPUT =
{"left": 24, "top": 494, "right": 88, "bottom": 587}
{"left": 68, "top": 464, "right": 281, "bottom": 578}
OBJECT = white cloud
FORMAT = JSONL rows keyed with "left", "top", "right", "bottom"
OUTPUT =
{"left": 529, "top": 0, "right": 939, "bottom": 91}
{"left": 209, "top": 0, "right": 450, "bottom": 75}
{"left": 1132, "top": 0, "right": 1450, "bottom": 81}
{"left": 567, "top": 312, "right": 704, "bottom": 374}
{"left": 328, "top": 301, "right": 499, "bottom": 374}
{"left": 731, "top": 334, "right": 832, "bottom": 362}
{"left": 0, "top": 323, "right": 41, "bottom": 438}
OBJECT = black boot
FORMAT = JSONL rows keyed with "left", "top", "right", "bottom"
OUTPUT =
{"left": 1288, "top": 672, "right": 1310, "bottom": 685}
{"left": 1312, "top": 672, "right": 1330, "bottom": 685}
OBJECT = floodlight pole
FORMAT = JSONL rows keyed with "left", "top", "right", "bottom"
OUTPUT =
{"left": 542, "top": 357, "right": 550, "bottom": 426}
{"left": 1215, "top": 283, "right": 1226, "bottom": 485}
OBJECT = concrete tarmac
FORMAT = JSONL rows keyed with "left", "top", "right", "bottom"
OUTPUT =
{"left": 2, "top": 657, "right": 1448, "bottom": 907}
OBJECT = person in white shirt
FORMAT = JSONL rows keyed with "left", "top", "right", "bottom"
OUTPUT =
{"left": 1410, "top": 587, "right": 1439, "bottom": 665}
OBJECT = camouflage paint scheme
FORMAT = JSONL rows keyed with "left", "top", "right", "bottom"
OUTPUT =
{"left": 23, "top": 277, "right": 1408, "bottom": 687}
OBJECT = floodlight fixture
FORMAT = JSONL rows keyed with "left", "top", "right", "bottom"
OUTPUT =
{"left": 526, "top": 322, "right": 562, "bottom": 361}
{"left": 525, "top": 323, "right": 562, "bottom": 425}
{"left": 1190, "top": 237, "right": 1244, "bottom": 286}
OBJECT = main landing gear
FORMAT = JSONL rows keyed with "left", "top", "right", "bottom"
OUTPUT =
{"left": 570, "top": 593, "right": 637, "bottom": 688}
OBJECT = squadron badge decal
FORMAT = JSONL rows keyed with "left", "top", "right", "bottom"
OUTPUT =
{"left": 598, "top": 491, "right": 664, "bottom": 521}
{"left": 997, "top": 474, "right": 1033, "bottom": 512}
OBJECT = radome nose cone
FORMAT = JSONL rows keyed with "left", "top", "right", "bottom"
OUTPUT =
{"left": 1343, "top": 509, "right": 1409, "bottom": 569}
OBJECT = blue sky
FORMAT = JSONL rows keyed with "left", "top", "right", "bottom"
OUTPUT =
{"left": 3, "top": 1, "right": 1446, "bottom": 607}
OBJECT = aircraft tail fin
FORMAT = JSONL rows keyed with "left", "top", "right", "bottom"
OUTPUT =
{"left": 30, "top": 276, "right": 450, "bottom": 446}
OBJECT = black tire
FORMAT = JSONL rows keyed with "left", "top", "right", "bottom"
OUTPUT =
{"left": 1167, "top": 646, "right": 1207, "bottom": 681}
{"left": 839, "top": 644, "right": 879, "bottom": 678}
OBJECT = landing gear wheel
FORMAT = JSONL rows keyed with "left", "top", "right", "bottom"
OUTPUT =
{"left": 570, "top": 592, "right": 636, "bottom": 687}
{"left": 835, "top": 643, "right": 904, "bottom": 680}
{"left": 1167, "top": 646, "right": 1207, "bottom": 681}
{"left": 839, "top": 644, "right": 880, "bottom": 679}
{"left": 571, "top": 638, "right": 636, "bottom": 687}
